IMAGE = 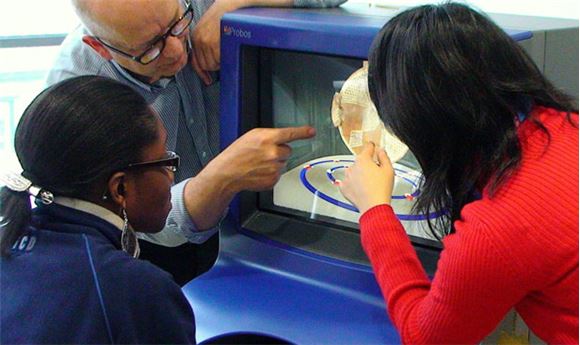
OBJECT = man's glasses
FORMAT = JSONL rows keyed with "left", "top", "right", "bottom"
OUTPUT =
{"left": 95, "top": 1, "right": 193, "bottom": 65}
{"left": 126, "top": 151, "right": 180, "bottom": 173}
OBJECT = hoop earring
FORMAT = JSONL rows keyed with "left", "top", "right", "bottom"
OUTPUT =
{"left": 121, "top": 208, "right": 140, "bottom": 258}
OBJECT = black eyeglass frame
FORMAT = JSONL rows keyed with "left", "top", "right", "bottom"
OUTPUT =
{"left": 126, "top": 151, "right": 180, "bottom": 172}
{"left": 94, "top": 1, "right": 194, "bottom": 65}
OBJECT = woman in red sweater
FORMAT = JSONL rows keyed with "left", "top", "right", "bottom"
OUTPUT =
{"left": 339, "top": 3, "right": 578, "bottom": 344}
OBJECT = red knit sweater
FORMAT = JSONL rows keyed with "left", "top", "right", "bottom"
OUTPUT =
{"left": 360, "top": 107, "right": 578, "bottom": 344}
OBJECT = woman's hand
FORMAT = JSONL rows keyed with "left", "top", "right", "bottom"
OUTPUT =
{"left": 339, "top": 142, "right": 395, "bottom": 215}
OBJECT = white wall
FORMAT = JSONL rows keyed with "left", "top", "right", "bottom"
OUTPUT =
{"left": 350, "top": 0, "right": 579, "bottom": 19}
{"left": 0, "top": 0, "right": 78, "bottom": 36}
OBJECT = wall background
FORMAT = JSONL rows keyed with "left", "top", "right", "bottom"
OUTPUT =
{"left": 348, "top": 0, "right": 579, "bottom": 19}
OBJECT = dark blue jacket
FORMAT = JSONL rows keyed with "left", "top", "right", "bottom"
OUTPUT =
{"left": 1, "top": 203, "right": 196, "bottom": 344}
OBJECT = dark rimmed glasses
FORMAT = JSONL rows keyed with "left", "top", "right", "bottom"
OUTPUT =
{"left": 95, "top": 1, "right": 194, "bottom": 65}
{"left": 126, "top": 151, "right": 180, "bottom": 173}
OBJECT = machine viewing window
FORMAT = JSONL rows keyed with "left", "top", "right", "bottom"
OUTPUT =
{"left": 238, "top": 47, "right": 443, "bottom": 263}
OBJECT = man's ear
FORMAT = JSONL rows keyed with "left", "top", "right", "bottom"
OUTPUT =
{"left": 82, "top": 35, "right": 113, "bottom": 60}
{"left": 107, "top": 171, "right": 127, "bottom": 206}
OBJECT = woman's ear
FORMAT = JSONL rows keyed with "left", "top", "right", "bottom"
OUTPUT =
{"left": 107, "top": 171, "right": 127, "bottom": 207}
{"left": 82, "top": 35, "right": 113, "bottom": 60}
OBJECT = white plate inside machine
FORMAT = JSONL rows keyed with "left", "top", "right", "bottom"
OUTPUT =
{"left": 273, "top": 155, "right": 444, "bottom": 240}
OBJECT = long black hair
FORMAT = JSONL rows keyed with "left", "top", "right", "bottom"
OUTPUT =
{"left": 368, "top": 3, "right": 577, "bottom": 239}
{"left": 0, "top": 76, "right": 159, "bottom": 256}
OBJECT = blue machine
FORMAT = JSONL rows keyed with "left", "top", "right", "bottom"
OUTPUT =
{"left": 181, "top": 6, "right": 532, "bottom": 344}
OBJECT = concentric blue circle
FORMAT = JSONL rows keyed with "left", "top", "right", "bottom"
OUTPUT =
{"left": 299, "top": 159, "right": 443, "bottom": 221}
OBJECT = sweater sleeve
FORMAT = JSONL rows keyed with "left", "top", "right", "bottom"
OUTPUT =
{"left": 360, "top": 204, "right": 527, "bottom": 344}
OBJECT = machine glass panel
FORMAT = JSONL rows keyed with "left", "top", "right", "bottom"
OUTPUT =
{"left": 257, "top": 48, "right": 444, "bottom": 241}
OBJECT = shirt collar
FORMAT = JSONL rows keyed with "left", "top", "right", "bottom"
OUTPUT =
{"left": 53, "top": 197, "right": 124, "bottom": 232}
{"left": 110, "top": 60, "right": 174, "bottom": 91}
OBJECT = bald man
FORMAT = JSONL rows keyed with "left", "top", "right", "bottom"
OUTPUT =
{"left": 47, "top": 0, "right": 345, "bottom": 285}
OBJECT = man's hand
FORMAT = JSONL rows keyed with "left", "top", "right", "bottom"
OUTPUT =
{"left": 190, "top": 0, "right": 296, "bottom": 85}
{"left": 210, "top": 125, "right": 316, "bottom": 193}
{"left": 190, "top": 0, "right": 240, "bottom": 85}
{"left": 183, "top": 125, "right": 314, "bottom": 230}
{"left": 190, "top": 0, "right": 347, "bottom": 84}
{"left": 339, "top": 142, "right": 394, "bottom": 215}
